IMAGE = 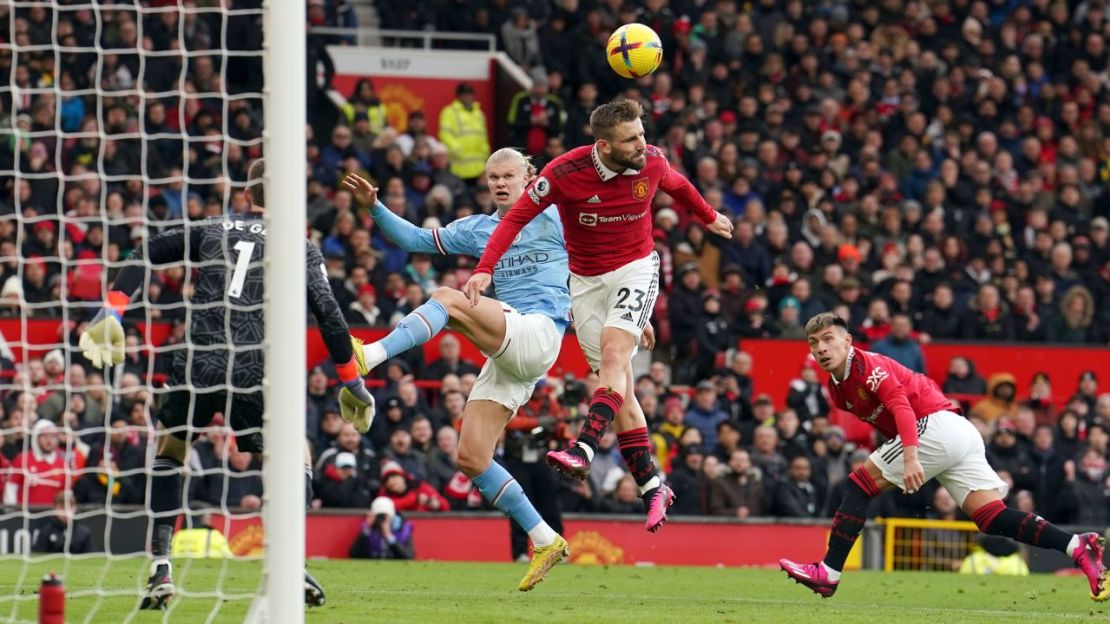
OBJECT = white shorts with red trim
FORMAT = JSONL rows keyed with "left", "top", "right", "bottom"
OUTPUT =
{"left": 869, "top": 410, "right": 1009, "bottom": 506}
{"left": 569, "top": 252, "right": 659, "bottom": 371}
{"left": 469, "top": 304, "right": 562, "bottom": 415}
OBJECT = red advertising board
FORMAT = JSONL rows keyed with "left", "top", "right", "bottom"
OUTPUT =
{"left": 217, "top": 512, "right": 831, "bottom": 568}
{"left": 327, "top": 46, "right": 494, "bottom": 141}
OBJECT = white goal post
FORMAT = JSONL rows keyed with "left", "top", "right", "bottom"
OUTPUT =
{"left": 258, "top": 0, "right": 306, "bottom": 622}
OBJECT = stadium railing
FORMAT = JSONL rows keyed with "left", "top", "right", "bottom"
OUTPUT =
{"left": 309, "top": 26, "right": 497, "bottom": 51}
{"left": 878, "top": 517, "right": 981, "bottom": 572}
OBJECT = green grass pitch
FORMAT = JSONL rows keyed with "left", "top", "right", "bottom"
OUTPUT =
{"left": 0, "top": 557, "right": 1106, "bottom": 623}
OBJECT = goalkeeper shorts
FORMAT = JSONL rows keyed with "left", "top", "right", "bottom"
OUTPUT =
{"left": 158, "top": 389, "right": 264, "bottom": 453}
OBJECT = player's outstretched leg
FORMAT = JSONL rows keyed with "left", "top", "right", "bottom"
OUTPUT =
{"left": 361, "top": 297, "right": 450, "bottom": 373}
{"left": 458, "top": 405, "right": 567, "bottom": 591}
{"left": 470, "top": 461, "right": 568, "bottom": 590}
{"left": 965, "top": 491, "right": 1109, "bottom": 601}
{"left": 780, "top": 465, "right": 883, "bottom": 598}
{"left": 141, "top": 437, "right": 186, "bottom": 610}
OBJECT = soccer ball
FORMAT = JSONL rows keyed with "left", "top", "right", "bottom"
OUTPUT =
{"left": 607, "top": 24, "right": 663, "bottom": 79}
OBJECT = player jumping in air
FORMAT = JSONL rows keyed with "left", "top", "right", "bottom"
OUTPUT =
{"left": 464, "top": 99, "right": 733, "bottom": 532}
{"left": 79, "top": 159, "right": 374, "bottom": 609}
{"left": 341, "top": 148, "right": 607, "bottom": 590}
{"left": 779, "top": 312, "right": 1109, "bottom": 600}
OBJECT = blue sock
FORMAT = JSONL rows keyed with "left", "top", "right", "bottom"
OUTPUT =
{"left": 379, "top": 299, "right": 449, "bottom": 359}
{"left": 472, "top": 461, "right": 542, "bottom": 532}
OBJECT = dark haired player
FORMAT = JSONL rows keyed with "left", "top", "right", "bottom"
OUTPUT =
{"left": 79, "top": 159, "right": 374, "bottom": 609}
{"left": 779, "top": 312, "right": 1108, "bottom": 601}
{"left": 465, "top": 98, "right": 733, "bottom": 532}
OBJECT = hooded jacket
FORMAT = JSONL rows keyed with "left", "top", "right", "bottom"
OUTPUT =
{"left": 971, "top": 373, "right": 1018, "bottom": 422}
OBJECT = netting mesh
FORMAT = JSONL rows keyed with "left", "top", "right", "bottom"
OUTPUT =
{"left": 0, "top": 2, "right": 268, "bottom": 621}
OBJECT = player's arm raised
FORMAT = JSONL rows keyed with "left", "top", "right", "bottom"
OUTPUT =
{"left": 658, "top": 163, "right": 733, "bottom": 238}
{"left": 871, "top": 367, "right": 926, "bottom": 494}
{"left": 80, "top": 229, "right": 192, "bottom": 368}
{"left": 305, "top": 242, "right": 376, "bottom": 429}
{"left": 342, "top": 174, "right": 469, "bottom": 256}
{"left": 464, "top": 175, "right": 554, "bottom": 306}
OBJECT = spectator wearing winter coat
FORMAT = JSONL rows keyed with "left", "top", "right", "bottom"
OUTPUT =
{"left": 1069, "top": 448, "right": 1110, "bottom": 527}
{"left": 917, "top": 283, "right": 962, "bottom": 340}
{"left": 786, "top": 357, "right": 829, "bottom": 423}
{"left": 707, "top": 449, "right": 764, "bottom": 518}
{"left": 348, "top": 497, "right": 415, "bottom": 560}
{"left": 986, "top": 421, "right": 1035, "bottom": 493}
{"left": 32, "top": 492, "right": 94, "bottom": 554}
{"left": 685, "top": 382, "right": 730, "bottom": 449}
{"left": 378, "top": 461, "right": 449, "bottom": 512}
{"left": 598, "top": 475, "right": 646, "bottom": 514}
{"left": 972, "top": 373, "right": 1019, "bottom": 423}
{"left": 771, "top": 456, "right": 824, "bottom": 518}
{"left": 667, "top": 444, "right": 708, "bottom": 515}
{"left": 870, "top": 314, "right": 926, "bottom": 373}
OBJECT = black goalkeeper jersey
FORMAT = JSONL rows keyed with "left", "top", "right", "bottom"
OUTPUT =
{"left": 113, "top": 215, "right": 352, "bottom": 396}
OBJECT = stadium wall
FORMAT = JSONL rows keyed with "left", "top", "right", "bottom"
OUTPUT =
{"left": 0, "top": 509, "right": 1083, "bottom": 572}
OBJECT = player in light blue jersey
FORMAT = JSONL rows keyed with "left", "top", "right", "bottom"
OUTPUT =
{"left": 340, "top": 149, "right": 572, "bottom": 591}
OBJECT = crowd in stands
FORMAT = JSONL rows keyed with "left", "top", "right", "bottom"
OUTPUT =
{"left": 2, "top": 0, "right": 1110, "bottom": 535}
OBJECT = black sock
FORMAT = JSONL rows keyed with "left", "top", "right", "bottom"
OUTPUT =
{"left": 822, "top": 476, "right": 874, "bottom": 572}
{"left": 973, "top": 500, "right": 1072, "bottom": 553}
{"left": 149, "top": 456, "right": 183, "bottom": 559}
{"left": 576, "top": 389, "right": 623, "bottom": 452}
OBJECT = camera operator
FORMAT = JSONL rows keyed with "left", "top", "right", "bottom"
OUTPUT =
{"left": 502, "top": 378, "right": 569, "bottom": 562}
{"left": 348, "top": 497, "right": 414, "bottom": 560}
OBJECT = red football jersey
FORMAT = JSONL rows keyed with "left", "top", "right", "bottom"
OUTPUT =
{"left": 827, "top": 348, "right": 953, "bottom": 447}
{"left": 7, "top": 451, "right": 68, "bottom": 506}
{"left": 475, "top": 144, "right": 718, "bottom": 277}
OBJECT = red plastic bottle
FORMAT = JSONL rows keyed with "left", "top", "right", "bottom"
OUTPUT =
{"left": 38, "top": 573, "right": 64, "bottom": 624}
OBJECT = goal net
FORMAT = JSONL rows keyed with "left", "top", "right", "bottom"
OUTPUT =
{"left": 0, "top": 2, "right": 304, "bottom": 622}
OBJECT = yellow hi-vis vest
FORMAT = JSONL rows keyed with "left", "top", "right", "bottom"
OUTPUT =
{"left": 171, "top": 527, "right": 233, "bottom": 559}
{"left": 438, "top": 99, "right": 490, "bottom": 180}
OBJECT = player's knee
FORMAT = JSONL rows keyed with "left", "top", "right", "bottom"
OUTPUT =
{"left": 456, "top": 443, "right": 489, "bottom": 477}
{"left": 599, "top": 343, "right": 632, "bottom": 373}
{"left": 431, "top": 286, "right": 464, "bottom": 314}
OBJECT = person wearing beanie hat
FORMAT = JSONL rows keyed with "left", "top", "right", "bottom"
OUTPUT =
{"left": 775, "top": 295, "right": 806, "bottom": 339}
{"left": 349, "top": 496, "right": 415, "bottom": 560}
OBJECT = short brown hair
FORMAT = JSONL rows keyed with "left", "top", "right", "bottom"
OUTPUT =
{"left": 247, "top": 158, "right": 265, "bottom": 208}
{"left": 804, "top": 312, "right": 849, "bottom": 337}
{"left": 589, "top": 99, "right": 644, "bottom": 140}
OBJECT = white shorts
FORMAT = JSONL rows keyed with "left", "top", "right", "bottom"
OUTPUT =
{"left": 569, "top": 252, "right": 659, "bottom": 371}
{"left": 869, "top": 410, "right": 1009, "bottom": 507}
{"left": 468, "top": 305, "right": 562, "bottom": 415}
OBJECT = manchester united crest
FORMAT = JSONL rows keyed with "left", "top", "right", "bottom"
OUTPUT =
{"left": 632, "top": 177, "right": 649, "bottom": 200}
{"left": 857, "top": 387, "right": 868, "bottom": 401}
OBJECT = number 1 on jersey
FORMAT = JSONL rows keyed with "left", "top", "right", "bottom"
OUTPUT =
{"left": 228, "top": 240, "right": 256, "bottom": 298}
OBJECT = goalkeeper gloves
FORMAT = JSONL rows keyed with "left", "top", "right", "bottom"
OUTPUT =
{"left": 337, "top": 336, "right": 375, "bottom": 434}
{"left": 78, "top": 291, "right": 130, "bottom": 369}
